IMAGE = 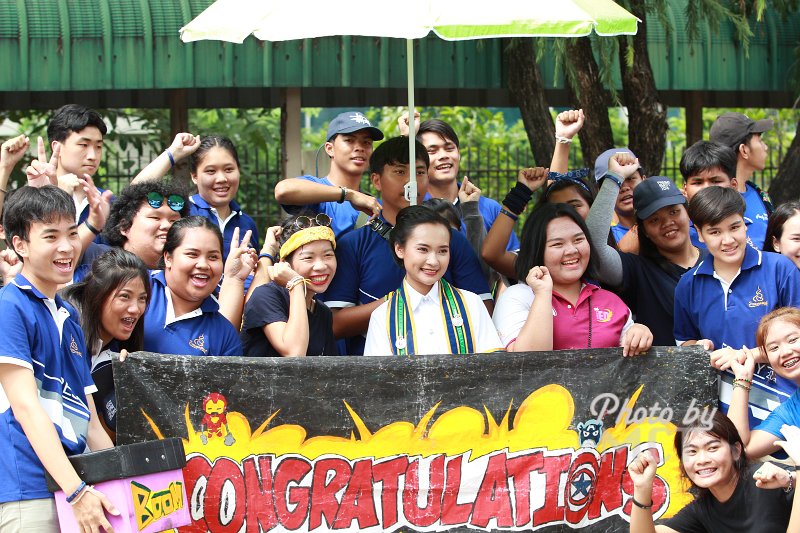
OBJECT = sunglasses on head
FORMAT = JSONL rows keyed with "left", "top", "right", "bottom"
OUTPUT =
{"left": 294, "top": 213, "right": 332, "bottom": 229}
{"left": 146, "top": 192, "right": 186, "bottom": 212}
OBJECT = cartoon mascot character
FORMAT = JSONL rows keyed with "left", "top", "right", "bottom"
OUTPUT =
{"left": 200, "top": 392, "right": 235, "bottom": 446}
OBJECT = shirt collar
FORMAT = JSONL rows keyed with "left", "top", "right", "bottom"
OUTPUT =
{"left": 403, "top": 279, "right": 440, "bottom": 312}
{"left": 695, "top": 245, "right": 761, "bottom": 276}
{"left": 12, "top": 273, "right": 64, "bottom": 306}
{"left": 190, "top": 194, "right": 242, "bottom": 215}
{"left": 552, "top": 283, "right": 599, "bottom": 307}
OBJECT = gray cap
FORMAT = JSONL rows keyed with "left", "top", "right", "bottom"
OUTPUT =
{"left": 633, "top": 176, "right": 686, "bottom": 220}
{"left": 709, "top": 112, "right": 773, "bottom": 150}
{"left": 326, "top": 112, "right": 384, "bottom": 142}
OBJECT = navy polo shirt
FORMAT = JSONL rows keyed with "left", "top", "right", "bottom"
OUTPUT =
{"left": 324, "top": 220, "right": 491, "bottom": 355}
{"left": 187, "top": 194, "right": 260, "bottom": 261}
{"left": 143, "top": 271, "right": 242, "bottom": 357}
{"left": 280, "top": 176, "right": 363, "bottom": 238}
{"left": 0, "top": 275, "right": 95, "bottom": 503}
{"left": 424, "top": 188, "right": 520, "bottom": 252}
{"left": 743, "top": 182, "right": 770, "bottom": 250}
{"left": 617, "top": 249, "right": 708, "bottom": 346}
{"left": 674, "top": 247, "right": 800, "bottom": 427}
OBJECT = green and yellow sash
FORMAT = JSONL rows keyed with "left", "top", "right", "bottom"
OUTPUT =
{"left": 386, "top": 279, "right": 476, "bottom": 356}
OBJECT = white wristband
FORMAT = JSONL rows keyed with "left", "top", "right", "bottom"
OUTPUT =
{"left": 555, "top": 135, "right": 573, "bottom": 144}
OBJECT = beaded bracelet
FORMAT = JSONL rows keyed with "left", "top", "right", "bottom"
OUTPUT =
{"left": 285, "top": 276, "right": 306, "bottom": 294}
{"left": 732, "top": 382, "right": 752, "bottom": 391}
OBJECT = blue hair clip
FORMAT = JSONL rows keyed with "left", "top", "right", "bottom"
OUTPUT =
{"left": 546, "top": 169, "right": 591, "bottom": 195}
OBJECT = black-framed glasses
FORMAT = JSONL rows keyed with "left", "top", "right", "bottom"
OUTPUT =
{"left": 146, "top": 192, "right": 186, "bottom": 212}
{"left": 295, "top": 213, "right": 332, "bottom": 229}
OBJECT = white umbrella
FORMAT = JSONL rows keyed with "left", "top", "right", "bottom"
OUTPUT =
{"left": 181, "top": 0, "right": 639, "bottom": 203}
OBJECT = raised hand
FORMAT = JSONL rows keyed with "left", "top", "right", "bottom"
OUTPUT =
{"left": 224, "top": 228, "right": 258, "bottom": 282}
{"left": 622, "top": 323, "right": 653, "bottom": 357}
{"left": 517, "top": 167, "right": 549, "bottom": 192}
{"left": 554, "top": 109, "right": 585, "bottom": 140}
{"left": 458, "top": 176, "right": 481, "bottom": 203}
{"left": 267, "top": 261, "right": 302, "bottom": 288}
{"left": 397, "top": 111, "right": 421, "bottom": 136}
{"left": 0, "top": 134, "right": 30, "bottom": 171}
{"left": 608, "top": 152, "right": 640, "bottom": 179}
{"left": 723, "top": 348, "right": 754, "bottom": 376}
{"left": 627, "top": 448, "right": 660, "bottom": 489}
{"left": 168, "top": 132, "right": 201, "bottom": 161}
{"left": 260, "top": 225, "right": 282, "bottom": 258}
{"left": 525, "top": 266, "right": 552, "bottom": 296}
{"left": 79, "top": 174, "right": 113, "bottom": 232}
{"left": 753, "top": 461, "right": 793, "bottom": 490}
{"left": 25, "top": 137, "right": 59, "bottom": 188}
{"left": 0, "top": 248, "right": 22, "bottom": 284}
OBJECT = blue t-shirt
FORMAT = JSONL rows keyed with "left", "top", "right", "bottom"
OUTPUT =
{"left": 280, "top": 175, "right": 364, "bottom": 238}
{"left": 424, "top": 188, "right": 520, "bottom": 252}
{"left": 674, "top": 247, "right": 800, "bottom": 427}
{"left": 187, "top": 194, "right": 260, "bottom": 262}
{"left": 143, "top": 271, "right": 242, "bottom": 357}
{"left": 0, "top": 275, "right": 95, "bottom": 503}
{"left": 324, "top": 221, "right": 491, "bottom": 355}
{"left": 743, "top": 182, "right": 770, "bottom": 250}
{"left": 756, "top": 389, "right": 800, "bottom": 440}
{"left": 610, "top": 223, "right": 630, "bottom": 244}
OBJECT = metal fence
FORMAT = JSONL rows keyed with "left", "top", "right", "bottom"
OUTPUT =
{"left": 96, "top": 143, "right": 786, "bottom": 235}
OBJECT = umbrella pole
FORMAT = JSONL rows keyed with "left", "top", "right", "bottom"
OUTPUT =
{"left": 405, "top": 38, "right": 418, "bottom": 206}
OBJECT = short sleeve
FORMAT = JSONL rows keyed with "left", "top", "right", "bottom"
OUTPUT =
{"left": 492, "top": 285, "right": 535, "bottom": 349}
{"left": 324, "top": 234, "right": 361, "bottom": 308}
{"left": 660, "top": 500, "right": 707, "bottom": 533}
{"left": 673, "top": 276, "right": 700, "bottom": 344}
{"left": 465, "top": 290, "right": 502, "bottom": 353}
{"left": 754, "top": 402, "right": 796, "bottom": 439}
{"left": 219, "top": 321, "right": 244, "bottom": 357}
{"left": 279, "top": 176, "right": 323, "bottom": 214}
{"left": 243, "top": 283, "right": 290, "bottom": 329}
{"left": 618, "top": 307, "right": 635, "bottom": 346}
{"left": 364, "top": 302, "right": 392, "bottom": 357}
{"left": 0, "top": 297, "right": 33, "bottom": 369}
{"left": 448, "top": 230, "right": 491, "bottom": 299}
{"left": 778, "top": 257, "right": 800, "bottom": 308}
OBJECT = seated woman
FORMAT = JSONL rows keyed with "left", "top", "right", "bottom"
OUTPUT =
{"left": 240, "top": 213, "right": 337, "bottom": 357}
{"left": 143, "top": 216, "right": 243, "bottom": 356}
{"left": 61, "top": 249, "right": 150, "bottom": 441}
{"left": 764, "top": 201, "right": 800, "bottom": 270}
{"left": 492, "top": 202, "right": 652, "bottom": 355}
{"left": 627, "top": 411, "right": 800, "bottom": 532}
{"left": 364, "top": 205, "right": 501, "bottom": 356}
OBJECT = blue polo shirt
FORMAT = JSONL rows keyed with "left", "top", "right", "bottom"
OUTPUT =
{"left": 280, "top": 176, "right": 365, "bottom": 238}
{"left": 188, "top": 194, "right": 260, "bottom": 261}
{"left": 324, "top": 220, "right": 491, "bottom": 355}
{"left": 423, "top": 189, "right": 520, "bottom": 252}
{"left": 743, "top": 182, "right": 770, "bottom": 250}
{"left": 0, "top": 274, "right": 95, "bottom": 503}
{"left": 674, "top": 247, "right": 800, "bottom": 427}
{"left": 143, "top": 271, "right": 242, "bottom": 357}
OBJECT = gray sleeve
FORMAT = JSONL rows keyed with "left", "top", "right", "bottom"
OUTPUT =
{"left": 585, "top": 178, "right": 624, "bottom": 287}
{"left": 460, "top": 200, "right": 491, "bottom": 280}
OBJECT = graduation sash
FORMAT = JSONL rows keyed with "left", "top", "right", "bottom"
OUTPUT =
{"left": 386, "top": 279, "right": 476, "bottom": 356}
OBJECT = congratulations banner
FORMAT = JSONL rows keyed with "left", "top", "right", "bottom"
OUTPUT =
{"left": 116, "top": 347, "right": 716, "bottom": 532}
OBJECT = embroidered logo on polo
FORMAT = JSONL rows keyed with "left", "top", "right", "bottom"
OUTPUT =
{"left": 593, "top": 308, "right": 613, "bottom": 323}
{"left": 748, "top": 287, "right": 768, "bottom": 308}
{"left": 189, "top": 334, "right": 208, "bottom": 354}
{"left": 69, "top": 336, "right": 82, "bottom": 357}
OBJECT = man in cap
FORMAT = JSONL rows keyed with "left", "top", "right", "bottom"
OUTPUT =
{"left": 275, "top": 111, "right": 384, "bottom": 237}
{"left": 709, "top": 111, "right": 774, "bottom": 248}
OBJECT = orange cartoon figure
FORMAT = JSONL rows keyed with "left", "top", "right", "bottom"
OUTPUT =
{"left": 199, "top": 392, "right": 235, "bottom": 446}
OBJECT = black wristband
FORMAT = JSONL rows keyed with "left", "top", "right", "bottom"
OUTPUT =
{"left": 631, "top": 496, "right": 653, "bottom": 509}
{"left": 338, "top": 186, "right": 348, "bottom": 204}
{"left": 502, "top": 182, "right": 533, "bottom": 215}
{"left": 84, "top": 220, "right": 101, "bottom": 236}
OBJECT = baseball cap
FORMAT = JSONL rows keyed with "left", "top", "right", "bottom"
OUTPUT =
{"left": 594, "top": 147, "right": 641, "bottom": 181}
{"left": 709, "top": 112, "right": 773, "bottom": 150}
{"left": 326, "top": 112, "right": 384, "bottom": 142}
{"left": 633, "top": 176, "right": 686, "bottom": 220}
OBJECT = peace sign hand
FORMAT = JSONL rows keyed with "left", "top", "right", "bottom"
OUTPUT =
{"left": 25, "top": 137, "right": 60, "bottom": 188}
{"left": 224, "top": 227, "right": 258, "bottom": 282}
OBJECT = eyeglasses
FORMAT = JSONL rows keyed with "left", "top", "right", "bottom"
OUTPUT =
{"left": 294, "top": 213, "right": 332, "bottom": 229}
{"left": 146, "top": 192, "right": 186, "bottom": 212}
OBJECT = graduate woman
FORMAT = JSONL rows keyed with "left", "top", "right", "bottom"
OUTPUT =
{"left": 364, "top": 205, "right": 501, "bottom": 356}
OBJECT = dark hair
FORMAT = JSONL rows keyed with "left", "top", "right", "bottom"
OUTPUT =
{"left": 687, "top": 186, "right": 745, "bottom": 230}
{"left": 60, "top": 249, "right": 150, "bottom": 354}
{"left": 389, "top": 205, "right": 451, "bottom": 267}
{"left": 417, "top": 119, "right": 460, "bottom": 149}
{"left": 674, "top": 411, "right": 747, "bottom": 498}
{"left": 47, "top": 104, "right": 107, "bottom": 143}
{"left": 516, "top": 202, "right": 598, "bottom": 282}
{"left": 103, "top": 180, "right": 189, "bottom": 247}
{"left": 636, "top": 204, "right": 691, "bottom": 262}
{"left": 189, "top": 136, "right": 240, "bottom": 173}
{"left": 370, "top": 136, "right": 430, "bottom": 175}
{"left": 679, "top": 141, "right": 737, "bottom": 183}
{"left": 161, "top": 216, "right": 223, "bottom": 263}
{"left": 276, "top": 210, "right": 334, "bottom": 262}
{"left": 3, "top": 186, "right": 76, "bottom": 259}
{"left": 763, "top": 201, "right": 800, "bottom": 253}
{"left": 535, "top": 179, "right": 596, "bottom": 212}
{"left": 423, "top": 198, "right": 461, "bottom": 230}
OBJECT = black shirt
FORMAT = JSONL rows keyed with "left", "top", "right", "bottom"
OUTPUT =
{"left": 240, "top": 281, "right": 337, "bottom": 357}
{"left": 662, "top": 463, "right": 793, "bottom": 532}
{"left": 618, "top": 249, "right": 708, "bottom": 346}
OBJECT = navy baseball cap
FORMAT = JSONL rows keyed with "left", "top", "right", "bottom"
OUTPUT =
{"left": 633, "top": 176, "right": 686, "bottom": 220}
{"left": 326, "top": 112, "right": 384, "bottom": 142}
{"left": 709, "top": 112, "right": 773, "bottom": 150}
{"left": 594, "top": 147, "right": 642, "bottom": 181}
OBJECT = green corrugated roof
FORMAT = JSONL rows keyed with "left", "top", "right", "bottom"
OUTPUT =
{"left": 0, "top": 0, "right": 796, "bottom": 93}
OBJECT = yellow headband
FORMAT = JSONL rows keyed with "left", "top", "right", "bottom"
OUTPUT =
{"left": 279, "top": 226, "right": 336, "bottom": 261}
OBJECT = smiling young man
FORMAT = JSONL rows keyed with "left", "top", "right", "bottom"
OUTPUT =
{"left": 0, "top": 186, "right": 117, "bottom": 532}
{"left": 275, "top": 111, "right": 384, "bottom": 237}
{"left": 323, "top": 136, "right": 491, "bottom": 356}
{"left": 673, "top": 186, "right": 800, "bottom": 428}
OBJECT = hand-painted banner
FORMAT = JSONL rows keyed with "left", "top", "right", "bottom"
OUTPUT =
{"left": 115, "top": 347, "right": 716, "bottom": 532}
